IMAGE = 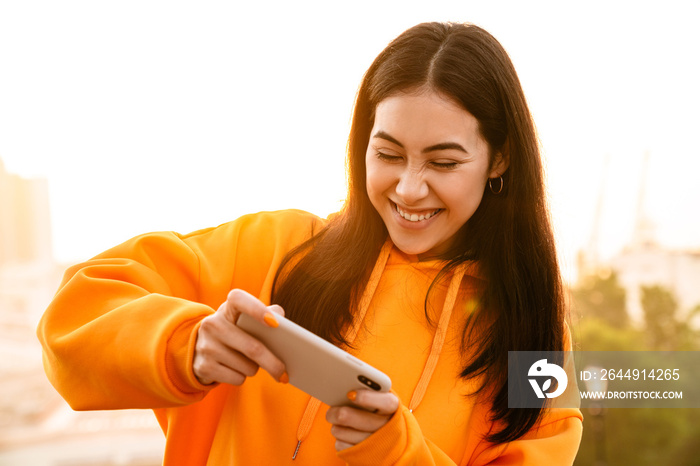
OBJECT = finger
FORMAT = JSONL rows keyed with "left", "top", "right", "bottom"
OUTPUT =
{"left": 330, "top": 424, "right": 371, "bottom": 446}
{"left": 226, "top": 325, "right": 287, "bottom": 381}
{"left": 207, "top": 342, "right": 261, "bottom": 378}
{"left": 347, "top": 390, "right": 399, "bottom": 416}
{"left": 325, "top": 406, "right": 388, "bottom": 434}
{"left": 224, "top": 289, "right": 274, "bottom": 326}
{"left": 197, "top": 312, "right": 286, "bottom": 383}
{"left": 268, "top": 304, "right": 285, "bottom": 317}
{"left": 196, "top": 361, "right": 251, "bottom": 387}
{"left": 222, "top": 291, "right": 287, "bottom": 379}
{"left": 194, "top": 316, "right": 259, "bottom": 383}
{"left": 334, "top": 440, "right": 354, "bottom": 452}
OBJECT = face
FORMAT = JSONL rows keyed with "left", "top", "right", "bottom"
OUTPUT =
{"left": 365, "top": 89, "right": 506, "bottom": 258}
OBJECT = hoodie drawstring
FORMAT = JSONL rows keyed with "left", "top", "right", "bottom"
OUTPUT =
{"left": 292, "top": 397, "right": 322, "bottom": 460}
{"left": 292, "top": 240, "right": 465, "bottom": 459}
{"left": 408, "top": 263, "right": 466, "bottom": 412}
{"left": 292, "top": 241, "right": 392, "bottom": 460}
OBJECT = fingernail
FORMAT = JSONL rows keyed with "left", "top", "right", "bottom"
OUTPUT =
{"left": 347, "top": 390, "right": 357, "bottom": 401}
{"left": 263, "top": 312, "right": 279, "bottom": 328}
{"left": 279, "top": 372, "right": 289, "bottom": 384}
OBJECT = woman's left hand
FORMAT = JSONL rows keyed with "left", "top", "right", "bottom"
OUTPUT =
{"left": 326, "top": 390, "right": 400, "bottom": 451}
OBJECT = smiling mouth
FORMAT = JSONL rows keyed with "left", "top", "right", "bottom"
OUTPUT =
{"left": 393, "top": 202, "right": 442, "bottom": 222}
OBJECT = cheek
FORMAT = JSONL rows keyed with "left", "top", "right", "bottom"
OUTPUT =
{"left": 365, "top": 161, "right": 388, "bottom": 198}
{"left": 445, "top": 179, "right": 487, "bottom": 216}
{"left": 364, "top": 159, "right": 376, "bottom": 198}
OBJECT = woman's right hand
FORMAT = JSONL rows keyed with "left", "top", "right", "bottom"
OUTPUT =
{"left": 193, "top": 289, "right": 288, "bottom": 386}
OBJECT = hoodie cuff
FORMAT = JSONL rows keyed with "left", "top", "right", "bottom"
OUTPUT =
{"left": 337, "top": 404, "right": 413, "bottom": 465}
{"left": 164, "top": 314, "right": 218, "bottom": 399}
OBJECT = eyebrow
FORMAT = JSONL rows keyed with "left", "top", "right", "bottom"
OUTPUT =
{"left": 372, "top": 130, "right": 468, "bottom": 154}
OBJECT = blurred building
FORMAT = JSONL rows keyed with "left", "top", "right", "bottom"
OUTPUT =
{"left": 0, "top": 159, "right": 52, "bottom": 265}
{"left": 610, "top": 236, "right": 700, "bottom": 325}
{"left": 578, "top": 152, "right": 700, "bottom": 325}
{"left": 0, "top": 158, "right": 164, "bottom": 465}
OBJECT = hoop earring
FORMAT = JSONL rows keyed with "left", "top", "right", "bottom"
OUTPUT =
{"left": 488, "top": 176, "right": 504, "bottom": 194}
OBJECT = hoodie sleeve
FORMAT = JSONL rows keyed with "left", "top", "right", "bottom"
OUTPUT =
{"left": 336, "top": 404, "right": 458, "bottom": 465}
{"left": 337, "top": 403, "right": 581, "bottom": 466}
{"left": 474, "top": 324, "right": 582, "bottom": 465}
{"left": 476, "top": 412, "right": 583, "bottom": 465}
{"left": 338, "top": 324, "right": 583, "bottom": 465}
{"left": 37, "top": 210, "right": 321, "bottom": 410}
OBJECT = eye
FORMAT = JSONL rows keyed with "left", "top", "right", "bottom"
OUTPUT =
{"left": 430, "top": 160, "right": 459, "bottom": 170}
{"left": 376, "top": 151, "right": 403, "bottom": 163}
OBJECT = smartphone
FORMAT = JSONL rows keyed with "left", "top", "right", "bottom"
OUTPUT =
{"left": 236, "top": 312, "right": 392, "bottom": 407}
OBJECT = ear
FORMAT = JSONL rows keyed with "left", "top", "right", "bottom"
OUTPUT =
{"left": 489, "top": 151, "right": 509, "bottom": 178}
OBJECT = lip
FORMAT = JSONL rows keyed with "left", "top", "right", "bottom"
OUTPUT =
{"left": 390, "top": 201, "right": 443, "bottom": 229}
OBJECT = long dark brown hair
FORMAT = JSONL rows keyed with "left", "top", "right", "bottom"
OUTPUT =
{"left": 272, "top": 22, "right": 565, "bottom": 444}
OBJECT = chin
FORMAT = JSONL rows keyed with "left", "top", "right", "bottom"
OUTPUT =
{"left": 391, "top": 234, "right": 453, "bottom": 258}
{"left": 391, "top": 239, "right": 437, "bottom": 257}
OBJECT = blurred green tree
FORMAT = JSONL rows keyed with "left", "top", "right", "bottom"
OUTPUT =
{"left": 571, "top": 276, "right": 700, "bottom": 465}
{"left": 641, "top": 285, "right": 698, "bottom": 351}
{"left": 572, "top": 270, "right": 628, "bottom": 328}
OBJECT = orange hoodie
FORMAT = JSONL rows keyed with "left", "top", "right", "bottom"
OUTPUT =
{"left": 38, "top": 209, "right": 582, "bottom": 465}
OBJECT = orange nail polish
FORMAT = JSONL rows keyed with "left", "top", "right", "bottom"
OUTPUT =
{"left": 279, "top": 372, "right": 289, "bottom": 384}
{"left": 263, "top": 312, "right": 279, "bottom": 328}
{"left": 347, "top": 390, "right": 357, "bottom": 401}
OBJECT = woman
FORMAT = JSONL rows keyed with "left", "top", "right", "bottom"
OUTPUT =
{"left": 38, "top": 22, "right": 582, "bottom": 464}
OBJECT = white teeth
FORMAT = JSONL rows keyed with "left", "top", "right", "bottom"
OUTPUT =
{"left": 395, "top": 203, "right": 440, "bottom": 222}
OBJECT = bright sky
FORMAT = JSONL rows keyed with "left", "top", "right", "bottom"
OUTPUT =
{"left": 1, "top": 1, "right": 699, "bottom": 282}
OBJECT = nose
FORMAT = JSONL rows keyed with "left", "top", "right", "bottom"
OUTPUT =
{"left": 395, "top": 168, "right": 429, "bottom": 205}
